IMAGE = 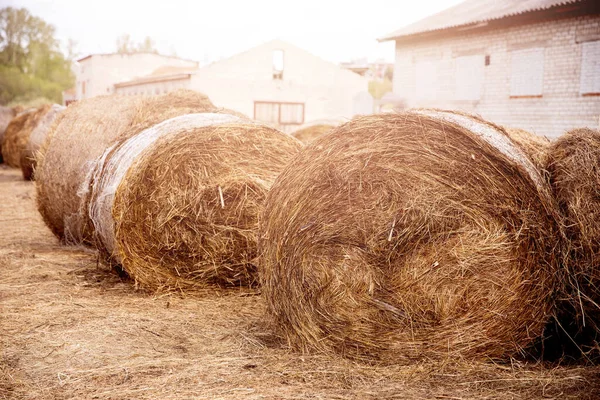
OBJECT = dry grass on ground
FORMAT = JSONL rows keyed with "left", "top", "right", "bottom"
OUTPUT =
{"left": 0, "top": 166, "right": 599, "bottom": 399}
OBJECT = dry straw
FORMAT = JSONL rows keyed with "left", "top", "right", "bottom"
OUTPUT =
{"left": 88, "top": 113, "right": 301, "bottom": 293}
{"left": 505, "top": 128, "right": 550, "bottom": 171}
{"left": 546, "top": 127, "right": 600, "bottom": 355}
{"left": 20, "top": 104, "right": 66, "bottom": 180}
{"left": 36, "top": 89, "right": 217, "bottom": 244}
{"left": 259, "top": 110, "right": 564, "bottom": 363}
{"left": 291, "top": 124, "right": 335, "bottom": 144}
{"left": 1, "top": 106, "right": 49, "bottom": 167}
{"left": 0, "top": 106, "right": 16, "bottom": 163}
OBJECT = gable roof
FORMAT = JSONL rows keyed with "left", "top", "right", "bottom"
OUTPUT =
{"left": 379, "top": 0, "right": 587, "bottom": 41}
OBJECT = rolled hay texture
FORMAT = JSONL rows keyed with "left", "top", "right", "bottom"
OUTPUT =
{"left": 36, "top": 89, "right": 217, "bottom": 244}
{"left": 0, "top": 106, "right": 16, "bottom": 163}
{"left": 20, "top": 104, "right": 66, "bottom": 181}
{"left": 259, "top": 110, "right": 564, "bottom": 363}
{"left": 546, "top": 128, "right": 600, "bottom": 344}
{"left": 1, "top": 106, "right": 45, "bottom": 167}
{"left": 291, "top": 124, "right": 335, "bottom": 144}
{"left": 505, "top": 128, "right": 550, "bottom": 171}
{"left": 88, "top": 113, "right": 302, "bottom": 292}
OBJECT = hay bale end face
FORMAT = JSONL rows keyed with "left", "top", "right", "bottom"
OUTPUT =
{"left": 36, "top": 89, "right": 217, "bottom": 244}
{"left": 89, "top": 114, "right": 302, "bottom": 292}
{"left": 1, "top": 106, "right": 48, "bottom": 167}
{"left": 259, "top": 111, "right": 562, "bottom": 363}
{"left": 20, "top": 104, "right": 66, "bottom": 181}
{"left": 291, "top": 124, "right": 335, "bottom": 144}
{"left": 546, "top": 128, "right": 600, "bottom": 348}
{"left": 0, "top": 106, "right": 16, "bottom": 164}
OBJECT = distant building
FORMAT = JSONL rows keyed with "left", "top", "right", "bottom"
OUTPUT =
{"left": 379, "top": 0, "right": 600, "bottom": 138}
{"left": 115, "top": 40, "right": 373, "bottom": 132}
{"left": 74, "top": 53, "right": 198, "bottom": 100}
{"left": 340, "top": 58, "right": 393, "bottom": 81}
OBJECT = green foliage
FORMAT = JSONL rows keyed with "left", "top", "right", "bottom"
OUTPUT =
{"left": 368, "top": 78, "right": 393, "bottom": 100}
{"left": 0, "top": 7, "right": 74, "bottom": 105}
{"left": 116, "top": 34, "right": 158, "bottom": 54}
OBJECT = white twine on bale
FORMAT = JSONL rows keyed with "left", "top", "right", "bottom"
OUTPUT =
{"left": 412, "top": 109, "right": 545, "bottom": 190}
{"left": 88, "top": 113, "right": 245, "bottom": 262}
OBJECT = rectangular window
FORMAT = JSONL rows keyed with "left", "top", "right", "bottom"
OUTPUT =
{"left": 254, "top": 101, "right": 304, "bottom": 125}
{"left": 510, "top": 48, "right": 544, "bottom": 97}
{"left": 455, "top": 55, "right": 484, "bottom": 100}
{"left": 82, "top": 81, "right": 86, "bottom": 95}
{"left": 580, "top": 40, "right": 600, "bottom": 95}
{"left": 415, "top": 61, "right": 438, "bottom": 100}
{"left": 273, "top": 49, "right": 284, "bottom": 80}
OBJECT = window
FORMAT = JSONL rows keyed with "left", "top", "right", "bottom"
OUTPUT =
{"left": 455, "top": 55, "right": 484, "bottom": 101}
{"left": 580, "top": 40, "right": 600, "bottom": 95}
{"left": 510, "top": 48, "right": 544, "bottom": 97}
{"left": 82, "top": 81, "right": 86, "bottom": 95}
{"left": 254, "top": 101, "right": 304, "bottom": 125}
{"left": 273, "top": 49, "right": 284, "bottom": 80}
{"left": 415, "top": 61, "right": 438, "bottom": 100}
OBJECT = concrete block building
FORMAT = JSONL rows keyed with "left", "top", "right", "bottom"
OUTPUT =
{"left": 380, "top": 0, "right": 600, "bottom": 138}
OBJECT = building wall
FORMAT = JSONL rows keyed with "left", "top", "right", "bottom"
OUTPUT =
{"left": 393, "top": 14, "right": 600, "bottom": 138}
{"left": 189, "top": 40, "right": 371, "bottom": 131}
{"left": 76, "top": 53, "right": 197, "bottom": 100}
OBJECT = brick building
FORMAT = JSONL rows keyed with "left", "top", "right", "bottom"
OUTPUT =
{"left": 380, "top": 0, "right": 600, "bottom": 138}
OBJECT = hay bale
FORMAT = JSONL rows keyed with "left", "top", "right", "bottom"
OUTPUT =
{"left": 259, "top": 110, "right": 563, "bottom": 363}
{"left": 291, "top": 124, "right": 335, "bottom": 144}
{"left": 88, "top": 113, "right": 301, "bottom": 292}
{"left": 546, "top": 128, "right": 600, "bottom": 349}
{"left": 36, "top": 89, "right": 217, "bottom": 243}
{"left": 0, "top": 106, "right": 16, "bottom": 164}
{"left": 505, "top": 128, "right": 550, "bottom": 170}
{"left": 20, "top": 104, "right": 66, "bottom": 181}
{"left": 1, "top": 107, "right": 46, "bottom": 167}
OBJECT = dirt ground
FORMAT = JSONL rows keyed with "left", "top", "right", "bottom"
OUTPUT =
{"left": 1, "top": 166, "right": 599, "bottom": 400}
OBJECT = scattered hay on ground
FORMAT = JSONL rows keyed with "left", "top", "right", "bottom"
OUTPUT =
{"left": 1, "top": 167, "right": 598, "bottom": 399}
{"left": 260, "top": 110, "right": 564, "bottom": 363}
{"left": 89, "top": 114, "right": 301, "bottom": 293}
{"left": 36, "top": 89, "right": 217, "bottom": 244}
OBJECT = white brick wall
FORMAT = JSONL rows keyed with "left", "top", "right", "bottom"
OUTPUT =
{"left": 393, "top": 15, "right": 600, "bottom": 138}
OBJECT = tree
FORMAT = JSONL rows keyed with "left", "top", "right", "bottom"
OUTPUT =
{"left": 116, "top": 34, "right": 134, "bottom": 54}
{"left": 116, "top": 34, "right": 158, "bottom": 54}
{"left": 0, "top": 7, "right": 74, "bottom": 105}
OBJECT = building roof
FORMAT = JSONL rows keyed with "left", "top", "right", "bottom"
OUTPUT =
{"left": 76, "top": 52, "right": 198, "bottom": 65}
{"left": 114, "top": 65, "right": 199, "bottom": 88}
{"left": 379, "top": 0, "right": 587, "bottom": 41}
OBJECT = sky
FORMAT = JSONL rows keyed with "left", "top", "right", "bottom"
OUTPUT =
{"left": 5, "top": 0, "right": 464, "bottom": 64}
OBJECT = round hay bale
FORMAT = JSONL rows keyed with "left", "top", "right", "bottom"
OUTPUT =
{"left": 1, "top": 106, "right": 45, "bottom": 167}
{"left": 88, "top": 113, "right": 302, "bottom": 292}
{"left": 546, "top": 128, "right": 600, "bottom": 348}
{"left": 36, "top": 89, "right": 217, "bottom": 243}
{"left": 505, "top": 128, "right": 550, "bottom": 171}
{"left": 291, "top": 124, "right": 335, "bottom": 144}
{"left": 20, "top": 104, "right": 66, "bottom": 181}
{"left": 259, "top": 110, "right": 563, "bottom": 363}
{"left": 0, "top": 106, "right": 16, "bottom": 164}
